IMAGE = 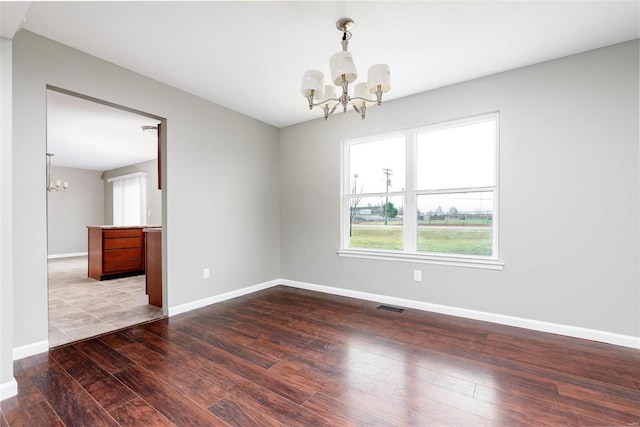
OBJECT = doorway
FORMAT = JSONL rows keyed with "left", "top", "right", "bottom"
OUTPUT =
{"left": 46, "top": 87, "right": 166, "bottom": 347}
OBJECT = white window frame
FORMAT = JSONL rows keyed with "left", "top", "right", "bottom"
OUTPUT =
{"left": 338, "top": 112, "right": 503, "bottom": 270}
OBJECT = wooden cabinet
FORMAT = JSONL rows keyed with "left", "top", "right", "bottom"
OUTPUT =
{"left": 88, "top": 227, "right": 145, "bottom": 280}
{"left": 144, "top": 228, "right": 162, "bottom": 307}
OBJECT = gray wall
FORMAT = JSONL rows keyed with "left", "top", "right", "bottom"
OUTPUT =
{"left": 280, "top": 40, "right": 640, "bottom": 338}
{"left": 102, "top": 159, "right": 162, "bottom": 225}
{"left": 1, "top": 36, "right": 15, "bottom": 394}
{"left": 47, "top": 166, "right": 104, "bottom": 255}
{"left": 12, "top": 30, "right": 280, "bottom": 348}
{"left": 7, "top": 27, "right": 639, "bottom": 372}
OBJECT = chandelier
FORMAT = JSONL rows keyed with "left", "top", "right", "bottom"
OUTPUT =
{"left": 301, "top": 18, "right": 391, "bottom": 121}
{"left": 46, "top": 153, "right": 69, "bottom": 192}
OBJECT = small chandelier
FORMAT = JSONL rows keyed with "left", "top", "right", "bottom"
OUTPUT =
{"left": 46, "top": 153, "right": 69, "bottom": 192}
{"left": 301, "top": 18, "right": 391, "bottom": 121}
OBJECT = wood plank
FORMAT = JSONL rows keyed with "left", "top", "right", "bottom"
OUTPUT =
{"left": 210, "top": 379, "right": 332, "bottom": 427}
{"left": 108, "top": 398, "right": 174, "bottom": 427}
{"left": 74, "top": 339, "right": 135, "bottom": 374}
{"left": 49, "top": 345, "right": 110, "bottom": 388}
{"left": 173, "top": 316, "right": 280, "bottom": 369}
{"left": 2, "top": 400, "right": 64, "bottom": 427}
{"left": 98, "top": 330, "right": 137, "bottom": 349}
{"left": 208, "top": 396, "right": 286, "bottom": 427}
{"left": 138, "top": 318, "right": 198, "bottom": 346}
{"left": 84, "top": 376, "right": 138, "bottom": 412}
{"left": 188, "top": 339, "right": 316, "bottom": 405}
{"left": 114, "top": 365, "right": 227, "bottom": 426}
{"left": 119, "top": 326, "right": 211, "bottom": 372}
{"left": 118, "top": 342, "right": 228, "bottom": 408}
{"left": 0, "top": 383, "right": 47, "bottom": 422}
{"left": 302, "top": 392, "right": 395, "bottom": 427}
{"left": 32, "top": 364, "right": 119, "bottom": 426}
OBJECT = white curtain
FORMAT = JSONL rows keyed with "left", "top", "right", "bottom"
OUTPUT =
{"left": 110, "top": 173, "right": 147, "bottom": 226}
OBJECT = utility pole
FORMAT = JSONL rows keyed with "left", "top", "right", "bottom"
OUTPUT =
{"left": 350, "top": 174, "right": 360, "bottom": 237}
{"left": 382, "top": 168, "right": 392, "bottom": 225}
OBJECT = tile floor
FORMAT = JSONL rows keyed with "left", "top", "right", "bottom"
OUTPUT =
{"left": 48, "top": 256, "right": 164, "bottom": 347}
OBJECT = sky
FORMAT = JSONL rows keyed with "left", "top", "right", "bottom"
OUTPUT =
{"left": 348, "top": 117, "right": 496, "bottom": 214}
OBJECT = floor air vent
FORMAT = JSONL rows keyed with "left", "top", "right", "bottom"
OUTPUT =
{"left": 377, "top": 305, "right": 405, "bottom": 313}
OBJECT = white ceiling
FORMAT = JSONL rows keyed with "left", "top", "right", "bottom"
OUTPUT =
{"left": 46, "top": 90, "right": 161, "bottom": 171}
{"left": 2, "top": 1, "right": 639, "bottom": 169}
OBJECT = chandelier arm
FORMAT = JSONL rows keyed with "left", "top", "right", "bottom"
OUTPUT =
{"left": 350, "top": 96, "right": 378, "bottom": 103}
{"left": 323, "top": 103, "right": 339, "bottom": 121}
{"left": 311, "top": 97, "right": 340, "bottom": 108}
{"left": 351, "top": 104, "right": 367, "bottom": 119}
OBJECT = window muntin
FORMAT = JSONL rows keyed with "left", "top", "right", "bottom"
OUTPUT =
{"left": 343, "top": 113, "right": 499, "bottom": 262}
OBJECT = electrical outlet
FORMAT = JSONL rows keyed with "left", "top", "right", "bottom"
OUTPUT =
{"left": 413, "top": 269, "right": 422, "bottom": 282}
{"left": 203, "top": 268, "right": 210, "bottom": 279}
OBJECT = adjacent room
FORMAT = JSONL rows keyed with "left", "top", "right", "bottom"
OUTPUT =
{"left": 1, "top": 1, "right": 639, "bottom": 426}
{"left": 46, "top": 89, "right": 165, "bottom": 347}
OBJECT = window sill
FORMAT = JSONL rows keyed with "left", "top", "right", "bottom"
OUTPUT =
{"left": 336, "top": 249, "right": 504, "bottom": 270}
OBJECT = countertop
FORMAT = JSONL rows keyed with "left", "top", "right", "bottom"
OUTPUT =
{"left": 87, "top": 225, "right": 161, "bottom": 229}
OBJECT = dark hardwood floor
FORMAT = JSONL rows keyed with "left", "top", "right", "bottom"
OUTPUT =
{"left": 2, "top": 285, "right": 639, "bottom": 426}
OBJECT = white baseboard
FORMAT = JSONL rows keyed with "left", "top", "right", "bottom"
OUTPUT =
{"left": 47, "top": 252, "right": 87, "bottom": 259}
{"left": 13, "top": 277, "right": 639, "bottom": 365}
{"left": 279, "top": 279, "right": 640, "bottom": 350}
{"left": 0, "top": 378, "right": 18, "bottom": 401}
{"left": 13, "top": 339, "right": 49, "bottom": 361}
{"left": 168, "top": 279, "right": 280, "bottom": 317}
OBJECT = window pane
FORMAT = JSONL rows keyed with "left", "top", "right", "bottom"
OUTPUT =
{"left": 349, "top": 195, "right": 404, "bottom": 251}
{"left": 349, "top": 137, "right": 406, "bottom": 195}
{"left": 113, "top": 175, "right": 147, "bottom": 226}
{"left": 417, "top": 192, "right": 493, "bottom": 256}
{"left": 417, "top": 119, "right": 495, "bottom": 190}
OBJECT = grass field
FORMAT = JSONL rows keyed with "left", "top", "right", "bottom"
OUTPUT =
{"left": 350, "top": 225, "right": 492, "bottom": 255}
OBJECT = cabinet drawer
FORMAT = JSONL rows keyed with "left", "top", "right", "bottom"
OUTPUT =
{"left": 104, "top": 237, "right": 142, "bottom": 250}
{"left": 103, "top": 229, "right": 142, "bottom": 238}
{"left": 104, "top": 259, "right": 143, "bottom": 273}
{"left": 104, "top": 248, "right": 141, "bottom": 261}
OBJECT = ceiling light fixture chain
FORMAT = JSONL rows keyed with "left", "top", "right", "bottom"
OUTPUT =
{"left": 301, "top": 17, "right": 391, "bottom": 121}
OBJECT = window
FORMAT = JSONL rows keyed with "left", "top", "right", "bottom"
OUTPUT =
{"left": 341, "top": 113, "right": 502, "bottom": 269}
{"left": 109, "top": 172, "right": 147, "bottom": 226}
